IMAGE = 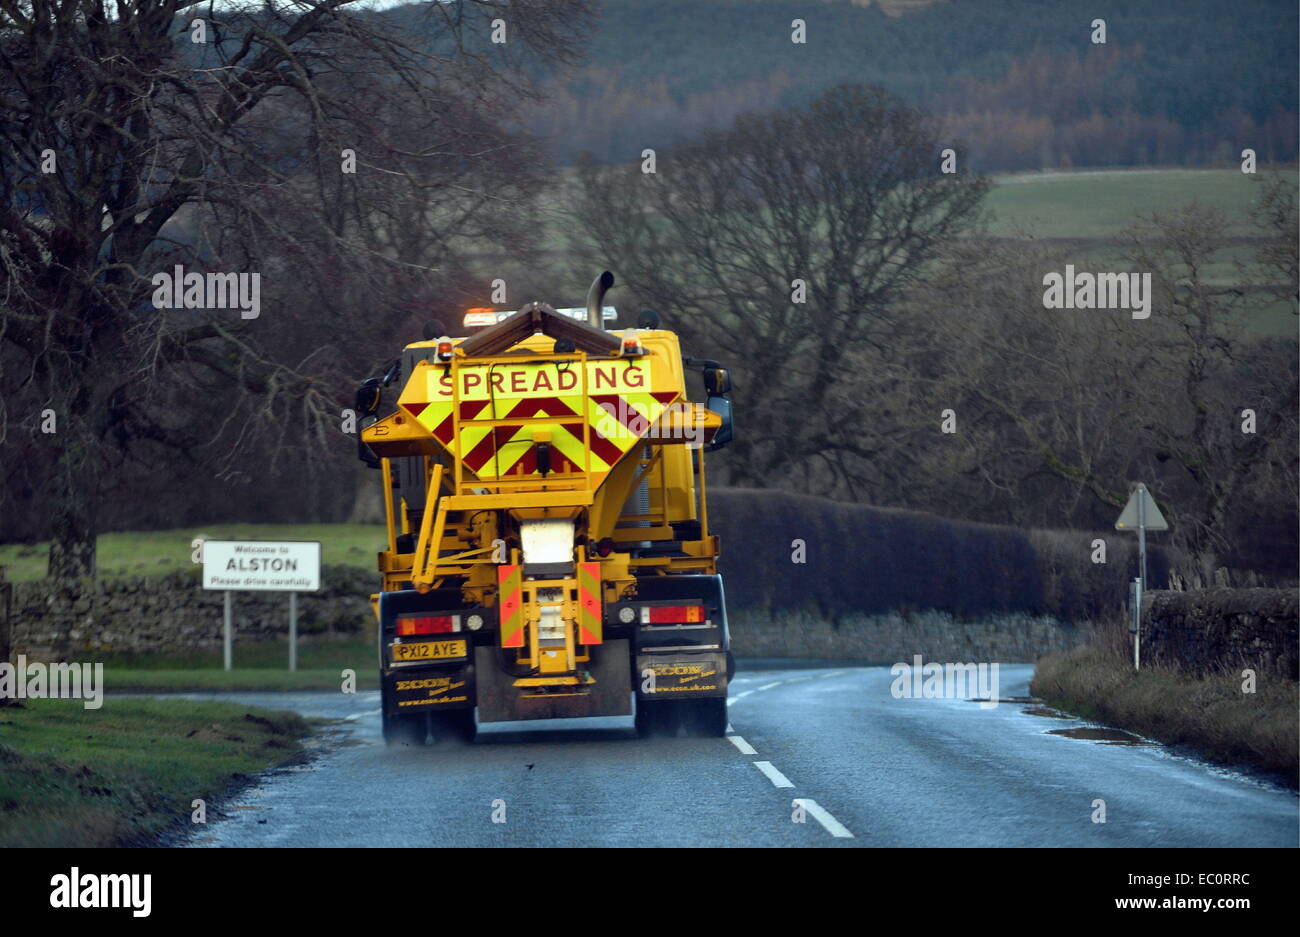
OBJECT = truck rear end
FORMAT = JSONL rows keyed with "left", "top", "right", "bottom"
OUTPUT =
{"left": 357, "top": 273, "right": 736, "bottom": 744}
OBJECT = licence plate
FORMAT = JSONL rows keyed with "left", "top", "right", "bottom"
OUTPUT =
{"left": 390, "top": 639, "right": 467, "bottom": 663}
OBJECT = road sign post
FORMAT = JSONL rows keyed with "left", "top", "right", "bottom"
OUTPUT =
{"left": 202, "top": 541, "right": 321, "bottom": 672}
{"left": 1129, "top": 578, "right": 1142, "bottom": 671}
{"left": 1115, "top": 483, "right": 1168, "bottom": 672}
{"left": 1138, "top": 487, "right": 1147, "bottom": 591}
{"left": 223, "top": 590, "right": 233, "bottom": 672}
{"left": 289, "top": 591, "right": 298, "bottom": 672}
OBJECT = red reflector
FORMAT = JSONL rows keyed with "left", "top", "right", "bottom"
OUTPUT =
{"left": 396, "top": 615, "right": 455, "bottom": 636}
{"left": 647, "top": 605, "right": 704, "bottom": 624}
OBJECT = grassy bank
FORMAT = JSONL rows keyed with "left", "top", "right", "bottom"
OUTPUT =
{"left": 0, "top": 698, "right": 310, "bottom": 847}
{"left": 100, "top": 638, "right": 378, "bottom": 692}
{"left": 1031, "top": 635, "right": 1298, "bottom": 785}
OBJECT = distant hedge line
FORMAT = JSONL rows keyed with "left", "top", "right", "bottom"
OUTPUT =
{"left": 708, "top": 488, "right": 1170, "bottom": 624}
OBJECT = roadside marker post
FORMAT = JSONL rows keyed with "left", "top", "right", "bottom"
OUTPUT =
{"left": 1115, "top": 483, "right": 1168, "bottom": 672}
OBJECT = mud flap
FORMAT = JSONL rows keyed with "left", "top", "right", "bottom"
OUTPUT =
{"left": 635, "top": 651, "right": 728, "bottom": 700}
{"left": 385, "top": 662, "right": 475, "bottom": 714}
{"left": 475, "top": 639, "right": 632, "bottom": 723}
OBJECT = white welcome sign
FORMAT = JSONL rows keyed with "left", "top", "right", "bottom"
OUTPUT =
{"left": 202, "top": 540, "right": 320, "bottom": 592}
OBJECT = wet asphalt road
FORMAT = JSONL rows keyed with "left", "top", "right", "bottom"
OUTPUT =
{"left": 173, "top": 664, "right": 1297, "bottom": 847}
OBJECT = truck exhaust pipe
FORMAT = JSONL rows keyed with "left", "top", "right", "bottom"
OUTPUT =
{"left": 586, "top": 271, "right": 615, "bottom": 328}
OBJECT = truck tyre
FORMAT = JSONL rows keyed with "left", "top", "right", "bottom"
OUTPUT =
{"left": 429, "top": 708, "right": 477, "bottom": 745}
{"left": 683, "top": 697, "right": 727, "bottom": 738}
{"left": 383, "top": 709, "right": 428, "bottom": 747}
{"left": 635, "top": 699, "right": 671, "bottom": 737}
{"left": 381, "top": 678, "right": 427, "bottom": 746}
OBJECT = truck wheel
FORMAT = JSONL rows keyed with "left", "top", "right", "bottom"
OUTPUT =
{"left": 429, "top": 709, "right": 477, "bottom": 745}
{"left": 383, "top": 709, "right": 428, "bottom": 747}
{"left": 683, "top": 698, "right": 728, "bottom": 738}
{"left": 635, "top": 699, "right": 670, "bottom": 737}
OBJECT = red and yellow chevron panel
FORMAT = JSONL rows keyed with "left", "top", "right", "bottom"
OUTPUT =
{"left": 576, "top": 562, "right": 603, "bottom": 645}
{"left": 398, "top": 359, "right": 680, "bottom": 484}
{"left": 498, "top": 564, "right": 524, "bottom": 648}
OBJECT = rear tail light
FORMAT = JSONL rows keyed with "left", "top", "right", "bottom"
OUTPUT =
{"left": 595, "top": 537, "right": 615, "bottom": 557}
{"left": 396, "top": 614, "right": 459, "bottom": 636}
{"left": 642, "top": 605, "right": 705, "bottom": 624}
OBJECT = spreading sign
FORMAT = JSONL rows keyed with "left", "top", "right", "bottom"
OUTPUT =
{"left": 202, "top": 540, "right": 321, "bottom": 592}
{"left": 398, "top": 357, "right": 679, "bottom": 483}
{"left": 429, "top": 358, "right": 650, "bottom": 401}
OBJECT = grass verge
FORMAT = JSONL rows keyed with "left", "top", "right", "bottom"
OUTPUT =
{"left": 1031, "top": 636, "right": 1298, "bottom": 785}
{"left": 99, "top": 638, "right": 378, "bottom": 692}
{"left": 0, "top": 697, "right": 310, "bottom": 847}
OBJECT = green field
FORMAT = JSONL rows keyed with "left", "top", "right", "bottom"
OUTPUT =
{"left": 982, "top": 168, "right": 1281, "bottom": 239}
{"left": 0, "top": 522, "right": 384, "bottom": 583}
{"left": 980, "top": 167, "right": 1298, "bottom": 338}
{"left": 1, "top": 527, "right": 381, "bottom": 692}
{"left": 496, "top": 167, "right": 1299, "bottom": 334}
{"left": 0, "top": 697, "right": 310, "bottom": 847}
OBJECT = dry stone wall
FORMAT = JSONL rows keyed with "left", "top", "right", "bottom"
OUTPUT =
{"left": 10, "top": 566, "right": 374, "bottom": 660}
{"left": 1142, "top": 589, "right": 1298, "bottom": 678}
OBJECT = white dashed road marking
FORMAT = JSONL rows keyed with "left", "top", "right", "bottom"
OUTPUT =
{"left": 728, "top": 734, "right": 758, "bottom": 755}
{"left": 794, "top": 799, "right": 855, "bottom": 838}
{"left": 725, "top": 670, "right": 855, "bottom": 841}
{"left": 727, "top": 689, "right": 754, "bottom": 707}
{"left": 753, "top": 761, "right": 795, "bottom": 788}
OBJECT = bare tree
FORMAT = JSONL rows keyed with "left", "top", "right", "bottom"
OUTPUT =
{"left": 562, "top": 84, "right": 989, "bottom": 488}
{"left": 1250, "top": 170, "right": 1299, "bottom": 308}
{"left": 1120, "top": 202, "right": 1298, "bottom": 563}
{"left": 918, "top": 199, "right": 1297, "bottom": 569}
{"left": 0, "top": 0, "right": 592, "bottom": 577}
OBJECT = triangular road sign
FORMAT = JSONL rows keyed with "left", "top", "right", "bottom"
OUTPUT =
{"left": 1115, "top": 483, "right": 1169, "bottom": 531}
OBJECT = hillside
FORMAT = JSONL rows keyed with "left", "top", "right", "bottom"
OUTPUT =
{"left": 501, "top": 0, "right": 1297, "bottom": 170}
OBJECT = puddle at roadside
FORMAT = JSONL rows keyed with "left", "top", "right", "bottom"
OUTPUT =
{"left": 1048, "top": 726, "right": 1149, "bottom": 745}
{"left": 965, "top": 695, "right": 1157, "bottom": 747}
{"left": 1021, "top": 705, "right": 1071, "bottom": 719}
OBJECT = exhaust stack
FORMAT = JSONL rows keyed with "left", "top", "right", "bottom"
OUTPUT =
{"left": 586, "top": 270, "right": 615, "bottom": 329}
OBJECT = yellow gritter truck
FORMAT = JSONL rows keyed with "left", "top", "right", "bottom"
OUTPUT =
{"left": 355, "top": 272, "right": 736, "bottom": 744}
